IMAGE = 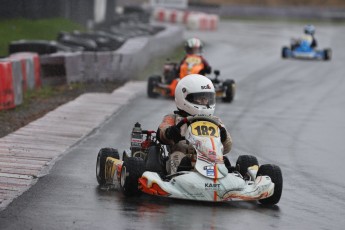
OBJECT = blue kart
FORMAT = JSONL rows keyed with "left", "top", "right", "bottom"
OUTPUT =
{"left": 282, "top": 38, "right": 331, "bottom": 61}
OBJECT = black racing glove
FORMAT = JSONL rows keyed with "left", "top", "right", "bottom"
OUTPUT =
{"left": 205, "top": 65, "right": 212, "bottom": 74}
{"left": 165, "top": 126, "right": 182, "bottom": 144}
{"left": 220, "top": 126, "right": 227, "bottom": 143}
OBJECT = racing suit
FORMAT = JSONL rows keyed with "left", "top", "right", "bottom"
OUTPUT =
{"left": 177, "top": 54, "right": 212, "bottom": 78}
{"left": 167, "top": 55, "right": 212, "bottom": 97}
{"left": 158, "top": 111, "right": 232, "bottom": 174}
{"left": 292, "top": 34, "right": 318, "bottom": 50}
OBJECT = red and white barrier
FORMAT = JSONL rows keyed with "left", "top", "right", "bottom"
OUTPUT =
{"left": 154, "top": 8, "right": 187, "bottom": 24}
{"left": 7, "top": 55, "right": 28, "bottom": 91}
{"left": 10, "top": 52, "right": 41, "bottom": 90}
{"left": 0, "top": 61, "right": 15, "bottom": 110}
{"left": 186, "top": 12, "right": 218, "bottom": 30}
{"left": 0, "top": 52, "right": 41, "bottom": 111}
{"left": 153, "top": 7, "right": 219, "bottom": 30}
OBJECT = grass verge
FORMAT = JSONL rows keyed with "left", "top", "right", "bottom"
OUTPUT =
{"left": 0, "top": 18, "right": 85, "bottom": 57}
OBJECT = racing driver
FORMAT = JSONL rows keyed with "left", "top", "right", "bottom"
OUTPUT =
{"left": 167, "top": 38, "right": 212, "bottom": 97}
{"left": 157, "top": 74, "right": 232, "bottom": 174}
{"left": 177, "top": 37, "right": 212, "bottom": 77}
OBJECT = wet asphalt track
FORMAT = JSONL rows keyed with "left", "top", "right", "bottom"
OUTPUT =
{"left": 1, "top": 20, "right": 345, "bottom": 230}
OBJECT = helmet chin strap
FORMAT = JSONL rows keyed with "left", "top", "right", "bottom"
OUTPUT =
{"left": 175, "top": 109, "right": 191, "bottom": 117}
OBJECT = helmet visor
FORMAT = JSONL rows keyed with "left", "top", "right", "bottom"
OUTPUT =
{"left": 186, "top": 47, "right": 201, "bottom": 54}
{"left": 186, "top": 92, "right": 216, "bottom": 106}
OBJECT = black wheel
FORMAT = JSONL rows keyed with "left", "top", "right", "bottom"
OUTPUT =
{"left": 222, "top": 79, "right": 235, "bottom": 103}
{"left": 282, "top": 46, "right": 289, "bottom": 58}
{"left": 120, "top": 157, "right": 145, "bottom": 197}
{"left": 96, "top": 148, "right": 120, "bottom": 185}
{"left": 323, "top": 48, "right": 332, "bottom": 61}
{"left": 257, "top": 164, "right": 283, "bottom": 205}
{"left": 57, "top": 33, "right": 98, "bottom": 51}
{"left": 236, "top": 155, "right": 259, "bottom": 179}
{"left": 147, "top": 75, "right": 161, "bottom": 98}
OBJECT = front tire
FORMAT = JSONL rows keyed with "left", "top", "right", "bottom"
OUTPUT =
{"left": 282, "top": 46, "right": 289, "bottom": 58}
{"left": 236, "top": 155, "right": 259, "bottom": 179}
{"left": 257, "top": 164, "right": 283, "bottom": 205}
{"left": 120, "top": 157, "right": 145, "bottom": 197}
{"left": 147, "top": 75, "right": 161, "bottom": 98}
{"left": 222, "top": 79, "right": 235, "bottom": 103}
{"left": 96, "top": 148, "right": 120, "bottom": 185}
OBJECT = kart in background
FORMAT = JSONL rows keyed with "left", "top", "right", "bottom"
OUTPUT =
{"left": 147, "top": 58, "right": 235, "bottom": 103}
{"left": 96, "top": 116, "right": 283, "bottom": 205}
{"left": 282, "top": 38, "right": 331, "bottom": 61}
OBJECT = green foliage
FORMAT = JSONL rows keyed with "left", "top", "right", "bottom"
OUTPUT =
{"left": 24, "top": 87, "right": 55, "bottom": 100}
{"left": 0, "top": 18, "right": 85, "bottom": 57}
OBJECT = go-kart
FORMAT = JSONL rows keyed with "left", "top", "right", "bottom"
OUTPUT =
{"left": 282, "top": 37, "right": 331, "bottom": 61}
{"left": 211, "top": 70, "right": 235, "bottom": 103}
{"left": 96, "top": 116, "right": 283, "bottom": 205}
{"left": 147, "top": 57, "right": 235, "bottom": 103}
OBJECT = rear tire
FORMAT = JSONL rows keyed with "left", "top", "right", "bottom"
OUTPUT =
{"left": 120, "top": 157, "right": 145, "bottom": 197}
{"left": 257, "top": 164, "right": 283, "bottom": 205}
{"left": 147, "top": 75, "right": 161, "bottom": 98}
{"left": 282, "top": 46, "right": 289, "bottom": 58}
{"left": 236, "top": 155, "right": 259, "bottom": 179}
{"left": 222, "top": 79, "right": 235, "bottom": 103}
{"left": 96, "top": 148, "right": 120, "bottom": 185}
{"left": 323, "top": 48, "right": 332, "bottom": 61}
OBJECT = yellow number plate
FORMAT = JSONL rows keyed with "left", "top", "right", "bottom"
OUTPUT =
{"left": 190, "top": 121, "right": 219, "bottom": 137}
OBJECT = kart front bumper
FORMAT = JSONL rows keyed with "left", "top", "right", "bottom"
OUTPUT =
{"left": 139, "top": 171, "right": 274, "bottom": 202}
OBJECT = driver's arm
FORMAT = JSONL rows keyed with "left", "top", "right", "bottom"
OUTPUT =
{"left": 311, "top": 37, "right": 317, "bottom": 48}
{"left": 157, "top": 114, "right": 176, "bottom": 145}
{"left": 214, "top": 116, "right": 232, "bottom": 154}
{"left": 201, "top": 56, "right": 212, "bottom": 74}
{"left": 176, "top": 56, "right": 187, "bottom": 77}
{"left": 222, "top": 131, "right": 232, "bottom": 154}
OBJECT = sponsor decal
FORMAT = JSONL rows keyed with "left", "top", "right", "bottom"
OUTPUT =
{"left": 131, "top": 138, "right": 142, "bottom": 142}
{"left": 204, "top": 165, "right": 215, "bottom": 176}
{"left": 205, "top": 182, "right": 221, "bottom": 190}
{"left": 201, "top": 84, "right": 211, "bottom": 90}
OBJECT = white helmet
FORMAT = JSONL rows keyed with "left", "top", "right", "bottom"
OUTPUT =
{"left": 185, "top": 37, "right": 203, "bottom": 55}
{"left": 175, "top": 74, "right": 216, "bottom": 116}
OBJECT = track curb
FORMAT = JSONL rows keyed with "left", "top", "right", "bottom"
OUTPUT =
{"left": 0, "top": 80, "right": 146, "bottom": 210}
